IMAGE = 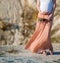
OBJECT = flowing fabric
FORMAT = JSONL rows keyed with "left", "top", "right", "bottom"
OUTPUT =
{"left": 24, "top": 14, "right": 53, "bottom": 53}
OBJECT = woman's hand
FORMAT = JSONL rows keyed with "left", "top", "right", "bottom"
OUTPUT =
{"left": 38, "top": 12, "right": 49, "bottom": 19}
{"left": 47, "top": 13, "right": 53, "bottom": 21}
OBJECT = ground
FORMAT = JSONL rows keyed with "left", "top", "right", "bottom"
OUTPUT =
{"left": 0, "top": 43, "right": 60, "bottom": 63}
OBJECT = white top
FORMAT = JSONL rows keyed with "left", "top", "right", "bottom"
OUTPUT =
{"left": 39, "top": 0, "right": 53, "bottom": 13}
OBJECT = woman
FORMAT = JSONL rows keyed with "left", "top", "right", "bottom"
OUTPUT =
{"left": 24, "top": 0, "right": 56, "bottom": 55}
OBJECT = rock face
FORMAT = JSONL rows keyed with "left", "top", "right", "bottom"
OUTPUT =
{"left": 51, "top": 0, "right": 60, "bottom": 43}
{"left": 0, "top": 0, "right": 60, "bottom": 45}
{"left": 0, "top": 0, "right": 25, "bottom": 45}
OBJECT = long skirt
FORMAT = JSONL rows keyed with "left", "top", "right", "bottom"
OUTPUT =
{"left": 24, "top": 18, "right": 53, "bottom": 53}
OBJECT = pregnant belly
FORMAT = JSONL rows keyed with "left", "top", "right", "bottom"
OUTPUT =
{"left": 40, "top": 2, "right": 53, "bottom": 13}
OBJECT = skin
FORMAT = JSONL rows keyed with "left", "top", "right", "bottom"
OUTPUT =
{"left": 36, "top": 0, "right": 56, "bottom": 21}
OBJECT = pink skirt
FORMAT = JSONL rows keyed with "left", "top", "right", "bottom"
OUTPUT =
{"left": 24, "top": 17, "right": 53, "bottom": 53}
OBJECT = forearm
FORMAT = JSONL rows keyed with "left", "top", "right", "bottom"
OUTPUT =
{"left": 52, "top": 0, "right": 56, "bottom": 13}
{"left": 36, "top": 0, "right": 40, "bottom": 12}
{"left": 49, "top": 0, "right": 56, "bottom": 18}
{"left": 37, "top": 6, "right": 40, "bottom": 12}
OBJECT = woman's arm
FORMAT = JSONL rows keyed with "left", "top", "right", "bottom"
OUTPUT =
{"left": 36, "top": 0, "right": 40, "bottom": 12}
{"left": 53, "top": 0, "right": 56, "bottom": 11}
{"left": 48, "top": 0, "right": 56, "bottom": 20}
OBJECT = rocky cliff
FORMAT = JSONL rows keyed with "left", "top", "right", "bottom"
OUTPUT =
{"left": 0, "top": 0, "right": 60, "bottom": 45}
